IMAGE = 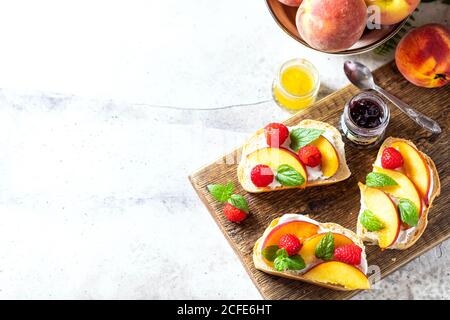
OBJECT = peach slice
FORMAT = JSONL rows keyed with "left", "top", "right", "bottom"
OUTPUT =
{"left": 246, "top": 147, "right": 307, "bottom": 187}
{"left": 359, "top": 183, "right": 400, "bottom": 249}
{"left": 373, "top": 166, "right": 423, "bottom": 215}
{"left": 309, "top": 136, "right": 339, "bottom": 177}
{"left": 262, "top": 220, "right": 319, "bottom": 250}
{"left": 299, "top": 232, "right": 354, "bottom": 265}
{"left": 390, "top": 141, "right": 430, "bottom": 206}
{"left": 303, "top": 261, "right": 370, "bottom": 290}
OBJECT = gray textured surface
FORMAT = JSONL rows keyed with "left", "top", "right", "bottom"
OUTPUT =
{"left": 356, "top": 242, "right": 449, "bottom": 300}
{"left": 0, "top": 1, "right": 448, "bottom": 299}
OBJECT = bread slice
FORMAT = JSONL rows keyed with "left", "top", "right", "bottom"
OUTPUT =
{"left": 238, "top": 120, "right": 351, "bottom": 193}
{"left": 253, "top": 214, "right": 370, "bottom": 291}
{"left": 357, "top": 137, "right": 441, "bottom": 250}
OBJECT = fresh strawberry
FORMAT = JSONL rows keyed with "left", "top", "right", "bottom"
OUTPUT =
{"left": 334, "top": 244, "right": 362, "bottom": 265}
{"left": 223, "top": 202, "right": 247, "bottom": 223}
{"left": 264, "top": 123, "right": 289, "bottom": 147}
{"left": 250, "top": 164, "right": 274, "bottom": 187}
{"left": 278, "top": 234, "right": 302, "bottom": 256}
{"left": 381, "top": 147, "right": 404, "bottom": 169}
{"left": 298, "top": 145, "right": 322, "bottom": 167}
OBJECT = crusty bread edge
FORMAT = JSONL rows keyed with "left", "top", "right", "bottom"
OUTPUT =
{"left": 356, "top": 137, "right": 441, "bottom": 250}
{"left": 253, "top": 216, "right": 369, "bottom": 291}
{"left": 237, "top": 120, "right": 351, "bottom": 193}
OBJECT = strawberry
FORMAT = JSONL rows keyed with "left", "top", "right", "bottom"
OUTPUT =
{"left": 278, "top": 234, "right": 302, "bottom": 256}
{"left": 250, "top": 164, "right": 274, "bottom": 187}
{"left": 333, "top": 244, "right": 362, "bottom": 265}
{"left": 264, "top": 123, "right": 289, "bottom": 147}
{"left": 381, "top": 147, "right": 404, "bottom": 169}
{"left": 223, "top": 202, "right": 247, "bottom": 223}
{"left": 298, "top": 145, "right": 322, "bottom": 167}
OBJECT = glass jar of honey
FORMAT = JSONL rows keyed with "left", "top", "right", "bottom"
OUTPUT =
{"left": 272, "top": 58, "right": 320, "bottom": 112}
{"left": 340, "top": 92, "right": 390, "bottom": 148}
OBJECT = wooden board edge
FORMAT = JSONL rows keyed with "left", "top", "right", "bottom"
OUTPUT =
{"left": 188, "top": 174, "right": 266, "bottom": 299}
{"left": 189, "top": 169, "right": 450, "bottom": 299}
{"left": 190, "top": 167, "right": 357, "bottom": 300}
{"left": 333, "top": 235, "right": 450, "bottom": 300}
{"left": 373, "top": 232, "right": 450, "bottom": 280}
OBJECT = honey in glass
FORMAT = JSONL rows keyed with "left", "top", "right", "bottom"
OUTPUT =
{"left": 272, "top": 59, "right": 320, "bottom": 112}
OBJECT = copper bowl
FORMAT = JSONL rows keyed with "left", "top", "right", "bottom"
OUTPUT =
{"left": 266, "top": 0, "right": 409, "bottom": 55}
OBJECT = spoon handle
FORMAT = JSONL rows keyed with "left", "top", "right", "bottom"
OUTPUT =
{"left": 374, "top": 85, "right": 442, "bottom": 135}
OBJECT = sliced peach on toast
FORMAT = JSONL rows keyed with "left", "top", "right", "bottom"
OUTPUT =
{"left": 359, "top": 182, "right": 400, "bottom": 249}
{"left": 246, "top": 147, "right": 307, "bottom": 187}
{"left": 299, "top": 232, "right": 354, "bottom": 265}
{"left": 309, "top": 136, "right": 339, "bottom": 177}
{"left": 262, "top": 220, "right": 319, "bottom": 250}
{"left": 390, "top": 141, "right": 430, "bottom": 206}
{"left": 303, "top": 261, "right": 370, "bottom": 290}
{"left": 372, "top": 166, "right": 423, "bottom": 216}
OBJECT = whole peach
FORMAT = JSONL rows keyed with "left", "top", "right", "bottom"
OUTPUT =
{"left": 277, "top": 0, "right": 302, "bottom": 6}
{"left": 395, "top": 24, "right": 450, "bottom": 88}
{"left": 365, "top": 0, "right": 420, "bottom": 25}
{"left": 296, "top": 0, "right": 367, "bottom": 52}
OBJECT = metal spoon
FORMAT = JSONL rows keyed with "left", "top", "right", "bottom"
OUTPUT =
{"left": 344, "top": 60, "right": 442, "bottom": 135}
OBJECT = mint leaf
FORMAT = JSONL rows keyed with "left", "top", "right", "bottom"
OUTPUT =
{"left": 207, "top": 182, "right": 234, "bottom": 202}
{"left": 286, "top": 255, "right": 306, "bottom": 270}
{"left": 227, "top": 194, "right": 249, "bottom": 213}
{"left": 398, "top": 198, "right": 419, "bottom": 227}
{"left": 275, "top": 164, "right": 305, "bottom": 187}
{"left": 276, "top": 248, "right": 288, "bottom": 258}
{"left": 262, "top": 245, "right": 279, "bottom": 261}
{"left": 366, "top": 172, "right": 398, "bottom": 187}
{"left": 273, "top": 249, "right": 305, "bottom": 271}
{"left": 273, "top": 248, "right": 289, "bottom": 271}
{"left": 274, "top": 255, "right": 290, "bottom": 271}
{"left": 315, "top": 232, "right": 334, "bottom": 261}
{"left": 359, "top": 209, "right": 384, "bottom": 231}
{"left": 289, "top": 128, "right": 324, "bottom": 152}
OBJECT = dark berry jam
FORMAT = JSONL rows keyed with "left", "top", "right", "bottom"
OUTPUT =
{"left": 341, "top": 92, "right": 389, "bottom": 148}
{"left": 349, "top": 98, "right": 384, "bottom": 129}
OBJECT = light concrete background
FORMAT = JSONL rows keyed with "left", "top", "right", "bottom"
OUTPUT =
{"left": 0, "top": 1, "right": 448, "bottom": 299}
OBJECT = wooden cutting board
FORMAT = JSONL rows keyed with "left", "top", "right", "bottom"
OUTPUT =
{"left": 189, "top": 61, "right": 449, "bottom": 300}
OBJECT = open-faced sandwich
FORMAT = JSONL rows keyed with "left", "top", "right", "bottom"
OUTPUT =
{"left": 253, "top": 214, "right": 370, "bottom": 290}
{"left": 237, "top": 120, "right": 351, "bottom": 193}
{"left": 357, "top": 137, "right": 441, "bottom": 250}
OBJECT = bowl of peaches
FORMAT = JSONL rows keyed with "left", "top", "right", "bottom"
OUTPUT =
{"left": 266, "top": 0, "right": 419, "bottom": 54}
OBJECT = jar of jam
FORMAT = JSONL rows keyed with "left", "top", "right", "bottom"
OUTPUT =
{"left": 340, "top": 92, "right": 389, "bottom": 148}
